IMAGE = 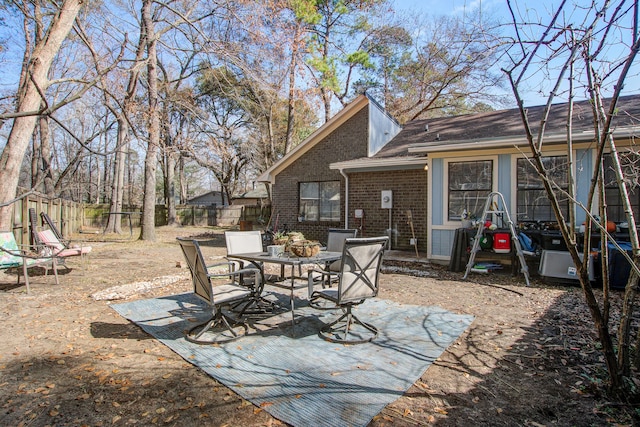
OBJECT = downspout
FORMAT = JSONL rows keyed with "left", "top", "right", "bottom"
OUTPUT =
{"left": 340, "top": 168, "right": 349, "bottom": 229}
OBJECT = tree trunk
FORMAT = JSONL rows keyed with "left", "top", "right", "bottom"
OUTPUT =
{"left": 178, "top": 156, "right": 187, "bottom": 204}
{"left": 166, "top": 151, "right": 177, "bottom": 226}
{"left": 105, "top": 116, "right": 127, "bottom": 234}
{"left": 105, "top": 16, "right": 146, "bottom": 234}
{"left": 0, "top": 0, "right": 83, "bottom": 228}
{"left": 140, "top": 0, "right": 158, "bottom": 241}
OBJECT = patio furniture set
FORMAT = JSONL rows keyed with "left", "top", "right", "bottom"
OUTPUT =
{"left": 177, "top": 229, "right": 389, "bottom": 345}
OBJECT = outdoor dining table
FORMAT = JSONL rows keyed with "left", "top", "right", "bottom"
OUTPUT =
{"left": 229, "top": 250, "right": 343, "bottom": 330}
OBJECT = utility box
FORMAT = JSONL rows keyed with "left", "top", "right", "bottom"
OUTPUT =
{"left": 381, "top": 190, "right": 392, "bottom": 209}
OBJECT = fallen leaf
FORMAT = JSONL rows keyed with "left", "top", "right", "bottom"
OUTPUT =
{"left": 434, "top": 407, "right": 448, "bottom": 415}
{"left": 260, "top": 402, "right": 274, "bottom": 407}
{"left": 403, "top": 408, "right": 413, "bottom": 416}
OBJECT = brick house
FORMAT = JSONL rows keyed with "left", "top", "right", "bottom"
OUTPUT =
{"left": 257, "top": 94, "right": 427, "bottom": 249}
{"left": 259, "top": 93, "right": 640, "bottom": 260}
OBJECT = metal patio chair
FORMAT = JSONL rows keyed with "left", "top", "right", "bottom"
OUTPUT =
{"left": 307, "top": 236, "right": 388, "bottom": 344}
{"left": 224, "top": 230, "right": 277, "bottom": 315}
{"left": 177, "top": 238, "right": 257, "bottom": 344}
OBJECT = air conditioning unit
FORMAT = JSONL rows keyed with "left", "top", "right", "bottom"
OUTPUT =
{"left": 539, "top": 250, "right": 595, "bottom": 281}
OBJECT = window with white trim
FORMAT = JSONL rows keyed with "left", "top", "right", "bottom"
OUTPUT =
{"left": 603, "top": 152, "right": 640, "bottom": 222}
{"left": 516, "top": 156, "right": 569, "bottom": 221}
{"left": 448, "top": 160, "right": 493, "bottom": 220}
{"left": 299, "top": 181, "right": 340, "bottom": 222}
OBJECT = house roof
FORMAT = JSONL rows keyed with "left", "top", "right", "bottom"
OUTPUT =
{"left": 256, "top": 94, "right": 370, "bottom": 183}
{"left": 330, "top": 94, "right": 640, "bottom": 172}
{"left": 233, "top": 183, "right": 269, "bottom": 199}
{"left": 403, "top": 94, "right": 640, "bottom": 154}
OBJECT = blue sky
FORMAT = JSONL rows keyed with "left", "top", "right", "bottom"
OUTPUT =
{"left": 390, "top": 0, "right": 640, "bottom": 109}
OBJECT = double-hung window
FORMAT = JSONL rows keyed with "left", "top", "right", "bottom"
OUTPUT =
{"left": 448, "top": 160, "right": 493, "bottom": 220}
{"left": 299, "top": 181, "right": 340, "bottom": 222}
{"left": 603, "top": 152, "right": 640, "bottom": 222}
{"left": 516, "top": 156, "right": 569, "bottom": 221}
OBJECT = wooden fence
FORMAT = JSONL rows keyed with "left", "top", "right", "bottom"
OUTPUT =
{"left": 10, "top": 194, "right": 84, "bottom": 245}
{"left": 11, "top": 196, "right": 271, "bottom": 244}
{"left": 82, "top": 204, "right": 271, "bottom": 229}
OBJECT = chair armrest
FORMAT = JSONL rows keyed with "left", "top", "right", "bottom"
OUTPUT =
{"left": 307, "top": 267, "right": 339, "bottom": 297}
{"left": 207, "top": 267, "right": 262, "bottom": 287}
{"left": 205, "top": 260, "right": 234, "bottom": 271}
{"left": 16, "top": 243, "right": 53, "bottom": 259}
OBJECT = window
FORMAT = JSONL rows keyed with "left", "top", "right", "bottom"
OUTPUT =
{"left": 516, "top": 156, "right": 569, "bottom": 221}
{"left": 448, "top": 160, "right": 493, "bottom": 220}
{"left": 299, "top": 181, "right": 340, "bottom": 222}
{"left": 603, "top": 152, "right": 640, "bottom": 222}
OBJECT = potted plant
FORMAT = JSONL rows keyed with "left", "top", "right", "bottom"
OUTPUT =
{"left": 272, "top": 231, "right": 289, "bottom": 246}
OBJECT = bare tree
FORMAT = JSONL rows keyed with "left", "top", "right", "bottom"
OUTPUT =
{"left": 503, "top": 0, "right": 640, "bottom": 395}
{"left": 139, "top": 0, "right": 159, "bottom": 241}
{"left": 0, "top": 0, "right": 84, "bottom": 229}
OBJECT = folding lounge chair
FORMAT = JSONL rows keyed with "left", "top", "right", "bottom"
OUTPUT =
{"left": 40, "top": 212, "right": 66, "bottom": 243}
{"left": 308, "top": 236, "right": 388, "bottom": 344}
{"left": 35, "top": 229, "right": 91, "bottom": 271}
{"left": 34, "top": 211, "right": 91, "bottom": 268}
{"left": 177, "top": 238, "right": 256, "bottom": 344}
{"left": 0, "top": 231, "right": 59, "bottom": 293}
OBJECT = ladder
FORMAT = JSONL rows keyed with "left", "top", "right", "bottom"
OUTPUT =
{"left": 462, "top": 192, "right": 531, "bottom": 286}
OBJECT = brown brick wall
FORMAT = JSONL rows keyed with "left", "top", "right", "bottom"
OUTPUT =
{"left": 349, "top": 170, "right": 428, "bottom": 251}
{"left": 272, "top": 107, "right": 370, "bottom": 242}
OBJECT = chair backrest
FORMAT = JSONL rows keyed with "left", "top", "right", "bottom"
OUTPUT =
{"left": 225, "top": 230, "right": 263, "bottom": 256}
{"left": 37, "top": 230, "right": 65, "bottom": 251}
{"left": 336, "top": 236, "right": 388, "bottom": 304}
{"left": 326, "top": 228, "right": 358, "bottom": 253}
{"left": 40, "top": 212, "right": 64, "bottom": 242}
{"left": 0, "top": 231, "right": 22, "bottom": 267}
{"left": 177, "top": 238, "right": 215, "bottom": 305}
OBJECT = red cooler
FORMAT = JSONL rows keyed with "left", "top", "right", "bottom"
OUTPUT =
{"left": 493, "top": 233, "right": 511, "bottom": 253}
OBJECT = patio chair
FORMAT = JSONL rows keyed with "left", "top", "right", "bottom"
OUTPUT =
{"left": 307, "top": 228, "right": 358, "bottom": 297}
{"left": 224, "top": 230, "right": 276, "bottom": 314}
{"left": 307, "top": 236, "right": 388, "bottom": 344}
{"left": 0, "top": 231, "right": 59, "bottom": 293}
{"left": 35, "top": 229, "right": 92, "bottom": 270}
{"left": 40, "top": 212, "right": 66, "bottom": 243}
{"left": 177, "top": 238, "right": 256, "bottom": 344}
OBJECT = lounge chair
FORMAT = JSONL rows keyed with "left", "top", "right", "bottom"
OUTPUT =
{"left": 34, "top": 211, "right": 91, "bottom": 269}
{"left": 0, "top": 231, "right": 59, "bottom": 293}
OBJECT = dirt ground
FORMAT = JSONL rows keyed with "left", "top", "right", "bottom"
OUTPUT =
{"left": 0, "top": 226, "right": 637, "bottom": 426}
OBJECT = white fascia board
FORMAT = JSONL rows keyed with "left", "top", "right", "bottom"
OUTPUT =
{"left": 408, "top": 127, "right": 640, "bottom": 154}
{"left": 329, "top": 157, "right": 428, "bottom": 172}
{"left": 256, "top": 95, "right": 369, "bottom": 183}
